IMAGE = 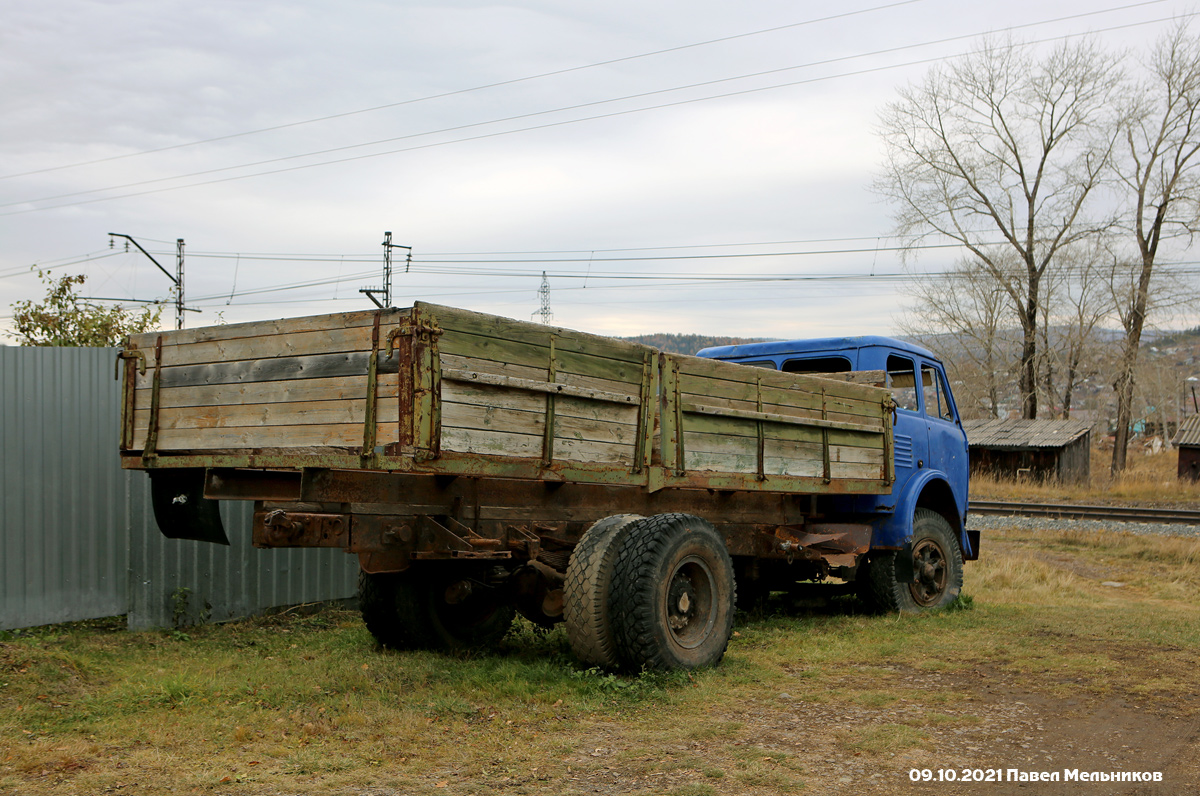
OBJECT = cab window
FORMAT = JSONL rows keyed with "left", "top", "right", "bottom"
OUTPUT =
{"left": 922, "top": 364, "right": 955, "bottom": 421}
{"left": 887, "top": 355, "right": 919, "bottom": 412}
{"left": 781, "top": 356, "right": 852, "bottom": 374}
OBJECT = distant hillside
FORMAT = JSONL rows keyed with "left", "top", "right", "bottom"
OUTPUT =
{"left": 620, "top": 333, "right": 772, "bottom": 356}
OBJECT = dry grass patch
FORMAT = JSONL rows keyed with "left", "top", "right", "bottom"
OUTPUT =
{"left": 971, "top": 446, "right": 1200, "bottom": 503}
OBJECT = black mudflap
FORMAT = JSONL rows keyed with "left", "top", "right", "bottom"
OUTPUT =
{"left": 148, "top": 469, "right": 230, "bottom": 545}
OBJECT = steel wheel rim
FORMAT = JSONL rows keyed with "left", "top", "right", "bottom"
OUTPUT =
{"left": 909, "top": 538, "right": 948, "bottom": 606}
{"left": 664, "top": 555, "right": 717, "bottom": 649}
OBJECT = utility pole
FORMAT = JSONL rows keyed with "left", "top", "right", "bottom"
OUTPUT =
{"left": 535, "top": 271, "right": 553, "bottom": 324}
{"left": 175, "top": 238, "right": 185, "bottom": 330}
{"left": 109, "top": 233, "right": 196, "bottom": 329}
{"left": 361, "top": 231, "right": 411, "bottom": 309}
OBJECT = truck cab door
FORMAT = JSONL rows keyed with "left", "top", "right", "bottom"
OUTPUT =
{"left": 886, "top": 354, "right": 930, "bottom": 500}
{"left": 920, "top": 362, "right": 969, "bottom": 519}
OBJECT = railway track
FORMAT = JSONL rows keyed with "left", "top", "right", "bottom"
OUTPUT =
{"left": 969, "top": 500, "right": 1200, "bottom": 525}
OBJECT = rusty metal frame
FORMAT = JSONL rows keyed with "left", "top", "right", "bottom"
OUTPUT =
{"left": 541, "top": 334, "right": 558, "bottom": 467}
{"left": 755, "top": 375, "right": 766, "bottom": 482}
{"left": 142, "top": 336, "right": 164, "bottom": 461}
{"left": 632, "top": 351, "right": 654, "bottom": 473}
{"left": 883, "top": 396, "right": 896, "bottom": 484}
{"left": 360, "top": 311, "right": 383, "bottom": 464}
{"left": 115, "top": 347, "right": 146, "bottom": 451}
{"left": 235, "top": 468, "right": 879, "bottom": 569}
{"left": 820, "top": 384, "right": 832, "bottom": 484}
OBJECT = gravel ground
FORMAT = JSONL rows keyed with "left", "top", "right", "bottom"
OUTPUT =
{"left": 968, "top": 513, "right": 1200, "bottom": 539}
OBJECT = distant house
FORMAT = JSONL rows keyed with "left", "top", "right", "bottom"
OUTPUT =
{"left": 1172, "top": 415, "right": 1200, "bottom": 482}
{"left": 962, "top": 418, "right": 1093, "bottom": 484}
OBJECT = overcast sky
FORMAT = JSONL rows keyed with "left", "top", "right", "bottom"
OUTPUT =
{"left": 2, "top": 0, "right": 1195, "bottom": 341}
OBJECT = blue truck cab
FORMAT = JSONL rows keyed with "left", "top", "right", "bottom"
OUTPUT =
{"left": 697, "top": 335, "right": 976, "bottom": 608}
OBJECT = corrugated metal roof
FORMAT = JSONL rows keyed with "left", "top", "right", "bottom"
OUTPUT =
{"left": 1173, "top": 415, "right": 1200, "bottom": 447}
{"left": 962, "top": 418, "right": 1093, "bottom": 449}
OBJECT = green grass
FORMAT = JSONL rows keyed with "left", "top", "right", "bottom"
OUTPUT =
{"left": 2, "top": 526, "right": 1199, "bottom": 794}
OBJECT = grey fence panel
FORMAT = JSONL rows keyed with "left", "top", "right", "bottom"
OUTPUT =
{"left": 1, "top": 346, "right": 359, "bottom": 632}
{"left": 1, "top": 347, "right": 128, "bottom": 629}
{"left": 126, "top": 486, "right": 359, "bottom": 630}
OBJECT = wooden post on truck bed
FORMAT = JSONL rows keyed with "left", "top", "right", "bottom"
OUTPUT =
{"left": 412, "top": 306, "right": 442, "bottom": 461}
{"left": 541, "top": 335, "right": 557, "bottom": 467}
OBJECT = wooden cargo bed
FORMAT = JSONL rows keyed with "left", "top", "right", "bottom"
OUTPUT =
{"left": 120, "top": 302, "right": 894, "bottom": 495}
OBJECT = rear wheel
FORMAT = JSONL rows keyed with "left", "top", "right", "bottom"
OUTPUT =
{"left": 865, "top": 508, "right": 963, "bottom": 612}
{"left": 358, "top": 566, "right": 514, "bottom": 650}
{"left": 358, "top": 570, "right": 437, "bottom": 649}
{"left": 563, "top": 514, "right": 644, "bottom": 667}
{"left": 609, "top": 514, "right": 736, "bottom": 671}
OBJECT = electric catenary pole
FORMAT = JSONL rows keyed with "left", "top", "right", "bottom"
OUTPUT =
{"left": 108, "top": 233, "right": 196, "bottom": 329}
{"left": 361, "top": 231, "right": 411, "bottom": 309}
{"left": 175, "top": 238, "right": 185, "bottom": 330}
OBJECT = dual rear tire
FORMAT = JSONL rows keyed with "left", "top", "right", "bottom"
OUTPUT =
{"left": 564, "top": 513, "right": 737, "bottom": 672}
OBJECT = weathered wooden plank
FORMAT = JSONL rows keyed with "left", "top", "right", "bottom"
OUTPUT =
{"left": 681, "top": 411, "right": 885, "bottom": 449}
{"left": 683, "top": 449, "right": 758, "bottom": 474}
{"left": 672, "top": 353, "right": 886, "bottom": 404}
{"left": 443, "top": 402, "right": 636, "bottom": 448}
{"left": 441, "top": 427, "right": 632, "bottom": 464}
{"left": 682, "top": 429, "right": 883, "bottom": 464}
{"left": 681, "top": 401, "right": 882, "bottom": 435}
{"left": 128, "top": 308, "right": 397, "bottom": 351}
{"left": 135, "top": 376, "right": 399, "bottom": 410}
{"left": 440, "top": 354, "right": 637, "bottom": 397}
{"left": 681, "top": 448, "right": 882, "bottom": 479}
{"left": 438, "top": 329, "right": 644, "bottom": 386}
{"left": 133, "top": 399, "right": 400, "bottom": 432}
{"left": 420, "top": 302, "right": 650, "bottom": 363}
{"left": 442, "top": 381, "right": 638, "bottom": 425}
{"left": 766, "top": 439, "right": 884, "bottom": 465}
{"left": 817, "top": 370, "right": 888, "bottom": 387}
{"left": 677, "top": 373, "right": 884, "bottom": 422}
{"left": 554, "top": 413, "right": 638, "bottom": 448}
{"left": 679, "top": 387, "right": 878, "bottom": 427}
{"left": 143, "top": 325, "right": 381, "bottom": 368}
{"left": 134, "top": 351, "right": 400, "bottom": 390}
{"left": 131, "top": 422, "right": 398, "bottom": 452}
{"left": 442, "top": 367, "right": 639, "bottom": 406}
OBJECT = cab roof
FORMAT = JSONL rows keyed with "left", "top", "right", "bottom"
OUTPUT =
{"left": 696, "top": 335, "right": 938, "bottom": 362}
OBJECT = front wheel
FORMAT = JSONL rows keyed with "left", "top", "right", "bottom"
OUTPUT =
{"left": 865, "top": 508, "right": 963, "bottom": 612}
{"left": 609, "top": 514, "right": 736, "bottom": 671}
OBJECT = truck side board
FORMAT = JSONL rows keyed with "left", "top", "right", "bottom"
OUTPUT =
{"left": 121, "top": 302, "right": 894, "bottom": 497}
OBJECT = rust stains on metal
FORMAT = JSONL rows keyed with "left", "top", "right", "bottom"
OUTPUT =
{"left": 254, "top": 509, "right": 348, "bottom": 548}
{"left": 773, "top": 523, "right": 873, "bottom": 570}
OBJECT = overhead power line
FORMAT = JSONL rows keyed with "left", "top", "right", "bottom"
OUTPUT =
{"left": 0, "top": 4, "right": 1183, "bottom": 216}
{"left": 0, "top": 249, "right": 126, "bottom": 280}
{"left": 0, "top": 0, "right": 930, "bottom": 182}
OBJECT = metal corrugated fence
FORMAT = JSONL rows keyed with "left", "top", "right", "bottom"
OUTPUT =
{"left": 1, "top": 346, "right": 358, "bottom": 631}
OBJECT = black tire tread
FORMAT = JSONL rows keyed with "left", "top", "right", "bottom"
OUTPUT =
{"left": 563, "top": 514, "right": 643, "bottom": 667}
{"left": 866, "top": 508, "right": 963, "bottom": 613}
{"left": 357, "top": 568, "right": 453, "bottom": 650}
{"left": 358, "top": 570, "right": 402, "bottom": 648}
{"left": 608, "top": 513, "right": 736, "bottom": 671}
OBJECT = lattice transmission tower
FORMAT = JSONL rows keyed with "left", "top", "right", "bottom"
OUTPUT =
{"left": 535, "top": 271, "right": 553, "bottom": 324}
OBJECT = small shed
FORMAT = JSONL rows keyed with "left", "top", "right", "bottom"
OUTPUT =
{"left": 962, "top": 418, "right": 1093, "bottom": 484}
{"left": 1172, "top": 415, "right": 1200, "bottom": 482}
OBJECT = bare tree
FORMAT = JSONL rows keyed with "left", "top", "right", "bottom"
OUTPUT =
{"left": 1037, "top": 241, "right": 1116, "bottom": 418}
{"left": 898, "top": 255, "right": 1018, "bottom": 419}
{"left": 1109, "top": 22, "right": 1200, "bottom": 474}
{"left": 877, "top": 38, "right": 1125, "bottom": 418}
